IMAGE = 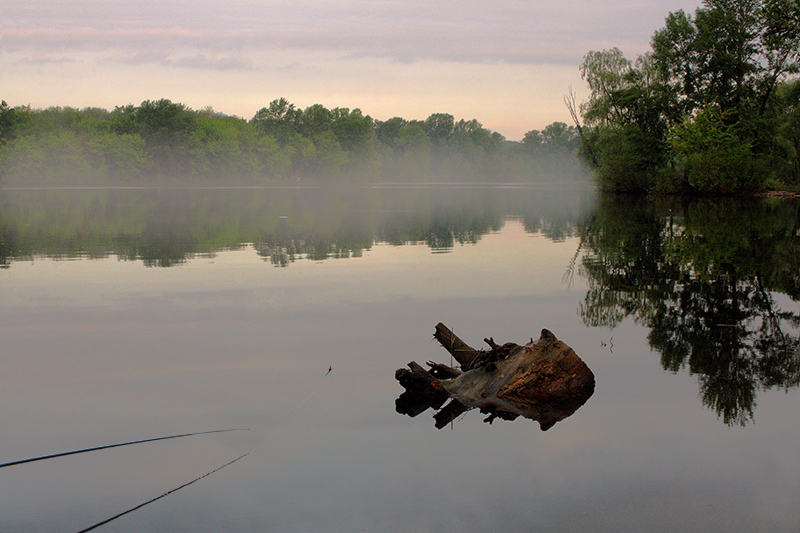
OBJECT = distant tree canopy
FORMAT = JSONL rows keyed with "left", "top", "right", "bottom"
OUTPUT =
{"left": 574, "top": 0, "right": 800, "bottom": 193}
{"left": 0, "top": 98, "right": 588, "bottom": 185}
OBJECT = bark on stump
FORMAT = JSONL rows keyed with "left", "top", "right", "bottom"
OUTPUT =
{"left": 396, "top": 323, "right": 595, "bottom": 430}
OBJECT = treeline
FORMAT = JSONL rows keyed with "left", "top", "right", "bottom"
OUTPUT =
{"left": 574, "top": 0, "right": 800, "bottom": 193}
{"left": 0, "top": 98, "right": 587, "bottom": 184}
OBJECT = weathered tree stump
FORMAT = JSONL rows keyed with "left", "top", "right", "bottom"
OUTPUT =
{"left": 396, "top": 323, "right": 595, "bottom": 430}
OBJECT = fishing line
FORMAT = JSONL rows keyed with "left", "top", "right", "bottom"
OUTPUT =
{"left": 2, "top": 367, "right": 331, "bottom": 471}
{"left": 243, "top": 369, "right": 327, "bottom": 433}
{"left": 71, "top": 367, "right": 332, "bottom": 532}
{"left": 75, "top": 453, "right": 249, "bottom": 533}
{"left": 0, "top": 428, "right": 245, "bottom": 470}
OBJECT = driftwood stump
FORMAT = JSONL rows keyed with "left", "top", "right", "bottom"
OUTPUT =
{"left": 395, "top": 323, "right": 595, "bottom": 430}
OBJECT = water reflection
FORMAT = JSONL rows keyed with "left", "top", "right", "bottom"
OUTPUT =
{"left": 0, "top": 185, "right": 594, "bottom": 267}
{"left": 396, "top": 323, "right": 595, "bottom": 431}
{"left": 3, "top": 185, "right": 800, "bottom": 529}
{"left": 4, "top": 186, "right": 796, "bottom": 428}
{"left": 577, "top": 196, "right": 800, "bottom": 425}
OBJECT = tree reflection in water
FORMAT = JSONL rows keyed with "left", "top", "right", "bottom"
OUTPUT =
{"left": 577, "top": 196, "right": 800, "bottom": 425}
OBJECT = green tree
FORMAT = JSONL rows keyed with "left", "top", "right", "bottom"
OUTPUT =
{"left": 423, "top": 113, "right": 455, "bottom": 147}
{"left": 254, "top": 133, "right": 290, "bottom": 177}
{"left": 189, "top": 112, "right": 260, "bottom": 179}
{"left": 105, "top": 100, "right": 200, "bottom": 178}
{"left": 308, "top": 130, "right": 348, "bottom": 176}
{"left": 0, "top": 101, "right": 28, "bottom": 147}
{"left": 85, "top": 132, "right": 150, "bottom": 181}
{"left": 132, "top": 99, "right": 197, "bottom": 174}
{"left": 579, "top": 0, "right": 800, "bottom": 192}
{"left": 0, "top": 106, "right": 152, "bottom": 184}
{"left": 331, "top": 107, "right": 373, "bottom": 154}
{"left": 771, "top": 79, "right": 800, "bottom": 182}
{"left": 541, "top": 122, "right": 578, "bottom": 152}
{"left": 285, "top": 133, "right": 316, "bottom": 179}
{"left": 374, "top": 117, "right": 407, "bottom": 147}
{"left": 394, "top": 124, "right": 433, "bottom": 180}
{"left": 580, "top": 48, "right": 636, "bottom": 127}
{"left": 1, "top": 131, "right": 97, "bottom": 183}
{"left": 297, "top": 104, "right": 333, "bottom": 138}
{"left": 521, "top": 129, "right": 544, "bottom": 151}
{"left": 578, "top": 48, "right": 677, "bottom": 191}
{"left": 670, "top": 104, "right": 764, "bottom": 191}
{"left": 764, "top": 0, "right": 800, "bottom": 44}
{"left": 250, "top": 98, "right": 300, "bottom": 142}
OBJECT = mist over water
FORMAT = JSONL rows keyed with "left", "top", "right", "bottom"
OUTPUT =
{"left": 1, "top": 184, "right": 799, "bottom": 532}
{"left": 0, "top": 183, "right": 593, "bottom": 267}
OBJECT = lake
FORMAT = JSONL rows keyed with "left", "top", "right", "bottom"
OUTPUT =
{"left": 1, "top": 184, "right": 799, "bottom": 532}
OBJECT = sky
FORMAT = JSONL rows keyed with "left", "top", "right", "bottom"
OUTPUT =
{"left": 3, "top": 0, "right": 703, "bottom": 141}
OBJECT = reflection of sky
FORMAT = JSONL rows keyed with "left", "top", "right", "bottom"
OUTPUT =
{"left": 2, "top": 220, "right": 799, "bottom": 531}
{"left": 3, "top": 220, "right": 577, "bottom": 309}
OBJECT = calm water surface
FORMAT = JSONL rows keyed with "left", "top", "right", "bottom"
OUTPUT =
{"left": 1, "top": 185, "right": 799, "bottom": 532}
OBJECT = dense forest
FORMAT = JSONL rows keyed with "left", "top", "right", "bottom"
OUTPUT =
{"left": 572, "top": 0, "right": 800, "bottom": 193}
{"left": 0, "top": 97, "right": 585, "bottom": 185}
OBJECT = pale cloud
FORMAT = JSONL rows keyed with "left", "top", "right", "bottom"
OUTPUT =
{"left": 17, "top": 54, "right": 77, "bottom": 65}
{"left": 168, "top": 54, "right": 254, "bottom": 71}
{"left": 2, "top": 0, "right": 705, "bottom": 139}
{"left": 5, "top": 1, "right": 704, "bottom": 64}
{"left": 101, "top": 50, "right": 170, "bottom": 66}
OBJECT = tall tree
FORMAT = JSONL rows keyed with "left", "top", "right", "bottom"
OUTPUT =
{"left": 251, "top": 98, "right": 300, "bottom": 142}
{"left": 423, "top": 113, "right": 455, "bottom": 147}
{"left": 0, "top": 101, "right": 23, "bottom": 147}
{"left": 580, "top": 0, "right": 800, "bottom": 192}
